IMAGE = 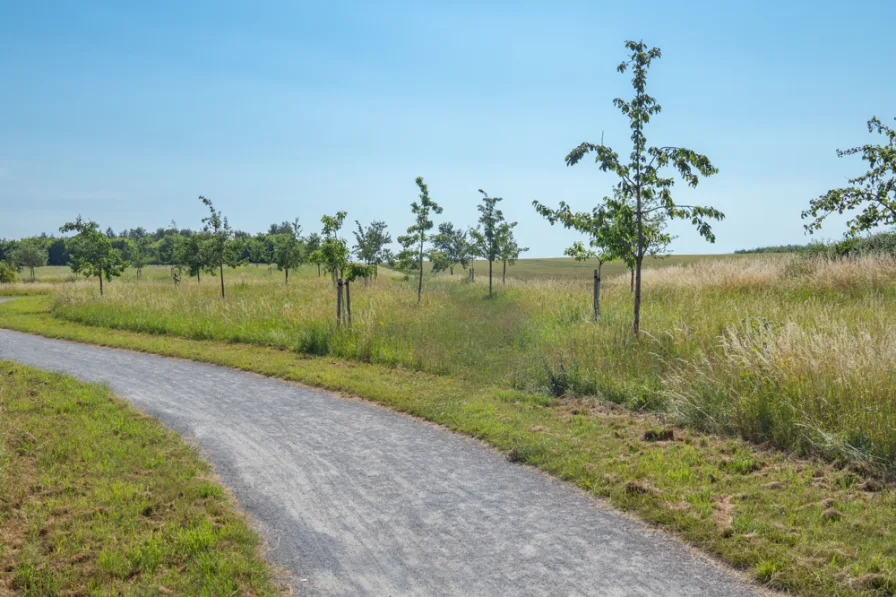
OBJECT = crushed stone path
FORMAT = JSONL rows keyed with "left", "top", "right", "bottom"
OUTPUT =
{"left": 0, "top": 324, "right": 766, "bottom": 596}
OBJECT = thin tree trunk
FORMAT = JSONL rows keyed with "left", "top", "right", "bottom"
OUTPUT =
{"left": 417, "top": 239, "right": 424, "bottom": 304}
{"left": 450, "top": 266, "right": 454, "bottom": 276}
{"left": 488, "top": 260, "right": 493, "bottom": 296}
{"left": 99, "top": 274, "right": 103, "bottom": 297}
{"left": 593, "top": 264, "right": 602, "bottom": 321}
{"left": 285, "top": 268, "right": 289, "bottom": 285}
{"left": 336, "top": 279, "right": 343, "bottom": 327}
{"left": 345, "top": 280, "right": 352, "bottom": 328}
{"left": 630, "top": 267, "right": 634, "bottom": 293}
{"left": 502, "top": 260, "right": 506, "bottom": 284}
{"left": 634, "top": 204, "right": 643, "bottom": 335}
{"left": 219, "top": 263, "right": 225, "bottom": 300}
{"left": 318, "top": 263, "right": 321, "bottom": 276}
{"left": 31, "top": 266, "right": 35, "bottom": 282}
{"left": 198, "top": 270, "right": 201, "bottom": 285}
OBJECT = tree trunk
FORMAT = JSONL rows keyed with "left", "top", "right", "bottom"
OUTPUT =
{"left": 99, "top": 274, "right": 103, "bottom": 297}
{"left": 488, "top": 260, "right": 493, "bottom": 296}
{"left": 219, "top": 263, "right": 225, "bottom": 300}
{"left": 630, "top": 266, "right": 634, "bottom": 293}
{"left": 502, "top": 260, "right": 507, "bottom": 284}
{"left": 336, "top": 279, "right": 343, "bottom": 327}
{"left": 285, "top": 268, "right": 289, "bottom": 285}
{"left": 198, "top": 269, "right": 201, "bottom": 285}
{"left": 31, "top": 266, "right": 35, "bottom": 282}
{"left": 318, "top": 263, "right": 321, "bottom": 277}
{"left": 417, "top": 240, "right": 424, "bottom": 304}
{"left": 345, "top": 280, "right": 352, "bottom": 328}
{"left": 593, "top": 265, "right": 602, "bottom": 321}
{"left": 450, "top": 266, "right": 454, "bottom": 276}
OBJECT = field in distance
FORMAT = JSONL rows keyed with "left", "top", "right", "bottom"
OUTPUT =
{"left": 463, "top": 253, "right": 763, "bottom": 280}
{"left": 17, "top": 253, "right": 769, "bottom": 285}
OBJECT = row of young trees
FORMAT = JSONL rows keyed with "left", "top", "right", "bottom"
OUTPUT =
{"left": 4, "top": 40, "right": 892, "bottom": 336}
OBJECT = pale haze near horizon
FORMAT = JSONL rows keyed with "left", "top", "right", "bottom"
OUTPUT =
{"left": 1, "top": 1, "right": 893, "bottom": 256}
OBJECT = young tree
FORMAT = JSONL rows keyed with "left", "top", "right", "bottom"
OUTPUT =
{"left": 431, "top": 222, "right": 473, "bottom": 275}
{"left": 126, "top": 238, "right": 148, "bottom": 280}
{"left": 59, "top": 216, "right": 128, "bottom": 296}
{"left": 469, "top": 189, "right": 507, "bottom": 297}
{"left": 565, "top": 40, "right": 722, "bottom": 335}
{"left": 309, "top": 212, "right": 352, "bottom": 326}
{"left": 497, "top": 222, "right": 528, "bottom": 285}
{"left": 305, "top": 233, "right": 323, "bottom": 276}
{"left": 396, "top": 177, "right": 443, "bottom": 303}
{"left": 353, "top": 220, "right": 392, "bottom": 278}
{"left": 198, "top": 195, "right": 239, "bottom": 299}
{"left": 173, "top": 233, "right": 207, "bottom": 284}
{"left": 802, "top": 116, "right": 896, "bottom": 235}
{"left": 105, "top": 226, "right": 116, "bottom": 239}
{"left": 10, "top": 239, "right": 48, "bottom": 282}
{"left": 273, "top": 233, "right": 304, "bottom": 284}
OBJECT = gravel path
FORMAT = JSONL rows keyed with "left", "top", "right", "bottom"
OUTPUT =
{"left": 0, "top": 323, "right": 766, "bottom": 596}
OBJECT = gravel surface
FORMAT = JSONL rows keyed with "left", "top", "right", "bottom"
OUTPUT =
{"left": 0, "top": 323, "right": 766, "bottom": 596}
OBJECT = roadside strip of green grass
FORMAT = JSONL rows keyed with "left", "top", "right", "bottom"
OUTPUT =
{"left": 0, "top": 359, "right": 282, "bottom": 596}
{"left": 1, "top": 296, "right": 895, "bottom": 597}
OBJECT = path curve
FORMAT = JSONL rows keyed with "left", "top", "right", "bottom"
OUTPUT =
{"left": 0, "top": 323, "right": 765, "bottom": 596}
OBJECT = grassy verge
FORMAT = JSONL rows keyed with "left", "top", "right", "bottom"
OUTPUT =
{"left": 0, "top": 359, "right": 281, "bottom": 596}
{"left": 1, "top": 296, "right": 894, "bottom": 596}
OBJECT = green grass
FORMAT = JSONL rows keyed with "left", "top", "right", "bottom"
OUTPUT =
{"left": 42, "top": 254, "right": 896, "bottom": 476}
{"left": 0, "top": 360, "right": 282, "bottom": 596}
{"left": 0, "top": 295, "right": 895, "bottom": 596}
{"left": 468, "top": 253, "right": 762, "bottom": 280}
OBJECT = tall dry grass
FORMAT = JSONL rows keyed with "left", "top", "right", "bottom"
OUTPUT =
{"left": 50, "top": 254, "right": 896, "bottom": 473}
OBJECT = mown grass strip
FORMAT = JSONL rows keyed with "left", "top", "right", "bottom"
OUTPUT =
{"left": 1, "top": 296, "right": 895, "bottom": 596}
{"left": 0, "top": 358, "right": 282, "bottom": 596}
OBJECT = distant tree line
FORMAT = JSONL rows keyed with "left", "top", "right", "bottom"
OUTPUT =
{"left": 735, "top": 231, "right": 896, "bottom": 257}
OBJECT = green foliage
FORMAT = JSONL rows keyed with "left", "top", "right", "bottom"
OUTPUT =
{"left": 469, "top": 190, "right": 506, "bottom": 263}
{"left": 247, "top": 233, "right": 274, "bottom": 266}
{"left": 272, "top": 232, "right": 305, "bottom": 283}
{"left": 58, "top": 216, "right": 128, "bottom": 295}
{"left": 199, "top": 196, "right": 243, "bottom": 298}
{"left": 8, "top": 239, "right": 48, "bottom": 282}
{"left": 353, "top": 220, "right": 392, "bottom": 267}
{"left": 396, "top": 177, "right": 443, "bottom": 302}
{"left": 564, "top": 40, "right": 721, "bottom": 334}
{"left": 309, "top": 212, "right": 350, "bottom": 278}
{"left": 431, "top": 222, "right": 473, "bottom": 274}
{"left": 803, "top": 117, "right": 896, "bottom": 234}
{"left": 470, "top": 190, "right": 525, "bottom": 294}
{"left": 0, "top": 261, "right": 17, "bottom": 283}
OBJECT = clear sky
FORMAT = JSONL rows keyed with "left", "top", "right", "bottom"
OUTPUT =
{"left": 1, "top": 0, "right": 893, "bottom": 255}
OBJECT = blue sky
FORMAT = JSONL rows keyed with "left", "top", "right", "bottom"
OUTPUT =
{"left": 1, "top": 0, "right": 893, "bottom": 255}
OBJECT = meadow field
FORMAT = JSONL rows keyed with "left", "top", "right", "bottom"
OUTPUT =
{"left": 4, "top": 253, "right": 896, "bottom": 595}
{"left": 32, "top": 253, "right": 896, "bottom": 477}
